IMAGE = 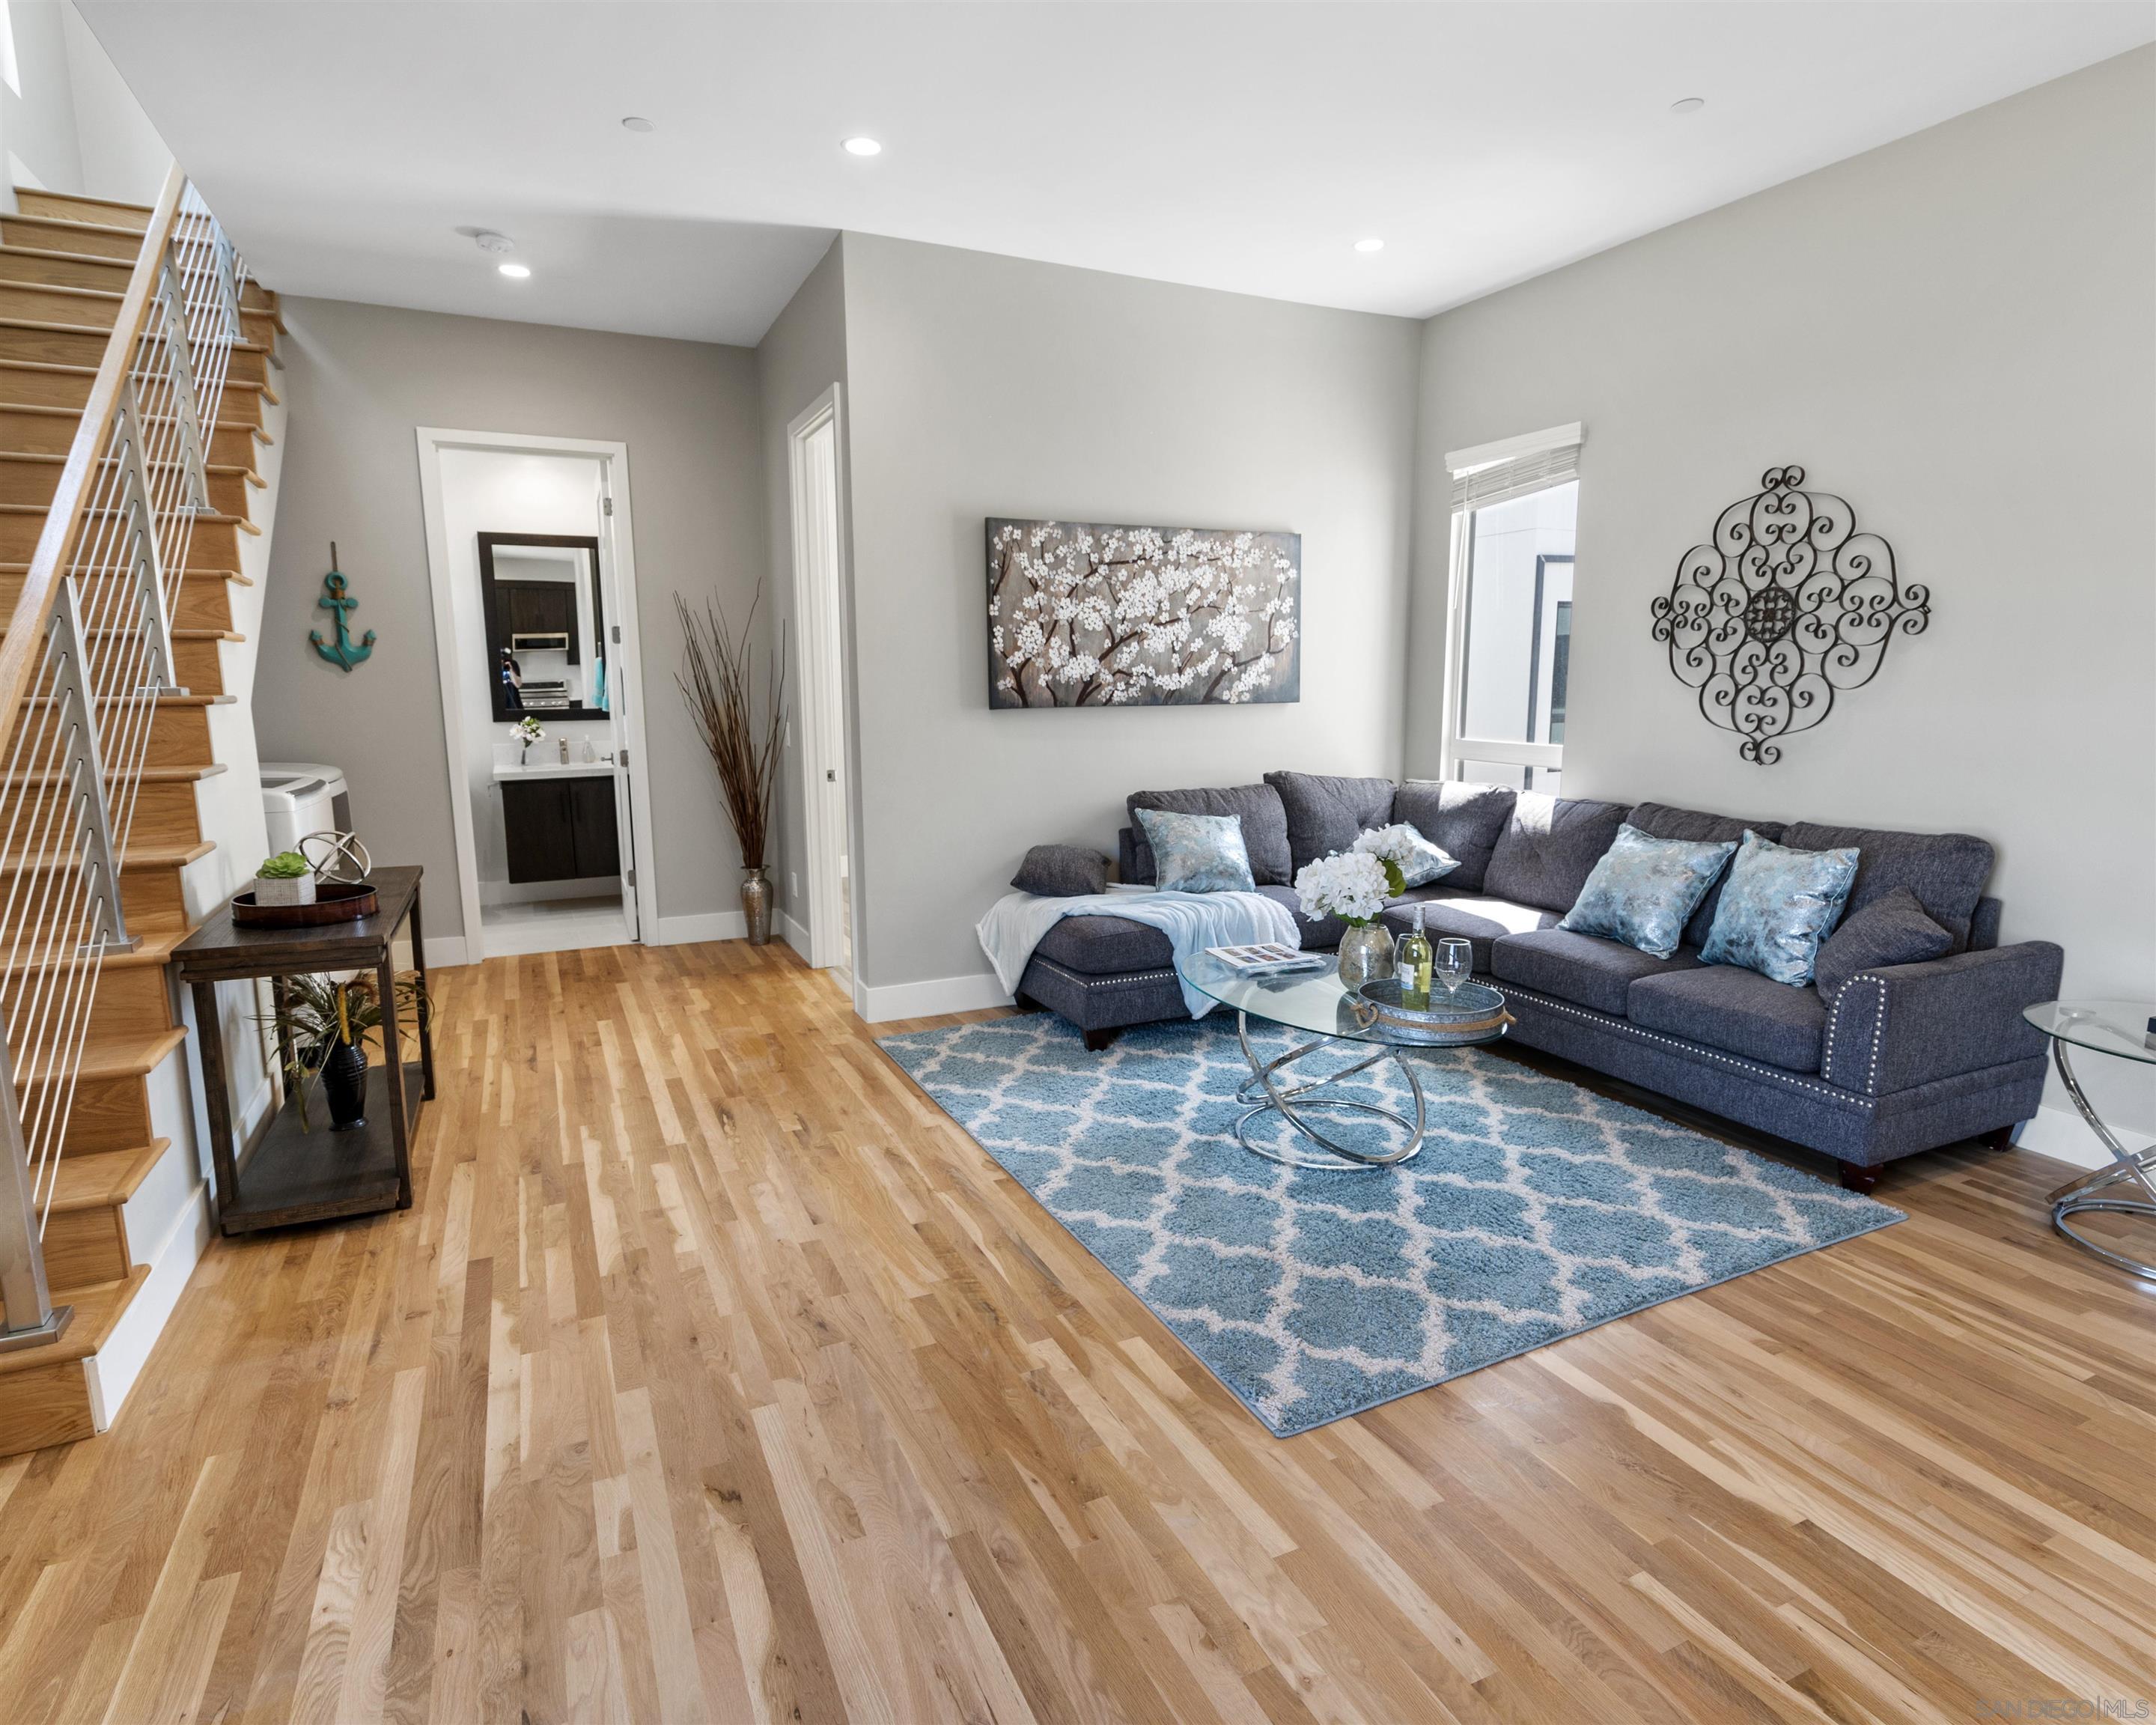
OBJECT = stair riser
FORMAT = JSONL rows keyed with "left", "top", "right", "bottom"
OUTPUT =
{"left": 0, "top": 285, "right": 119, "bottom": 331}
{"left": 0, "top": 574, "right": 235, "bottom": 632}
{"left": 0, "top": 777, "right": 203, "bottom": 851}
{"left": 1, "top": 217, "right": 139, "bottom": 261}
{"left": 0, "top": 510, "right": 243, "bottom": 564}
{"left": 0, "top": 861, "right": 186, "bottom": 936}
{"left": 173, "top": 636, "right": 225, "bottom": 696}
{"left": 0, "top": 369, "right": 269, "bottom": 431}
{"left": 0, "top": 460, "right": 252, "bottom": 517}
{"left": 43, "top": 1203, "right": 130, "bottom": 1287}
{"left": 0, "top": 702, "right": 222, "bottom": 774}
{"left": 0, "top": 1359, "right": 94, "bottom": 1450}
{"left": 0, "top": 323, "right": 274, "bottom": 379}
{"left": 27, "top": 1069, "right": 151, "bottom": 1154}
{"left": 13, "top": 192, "right": 150, "bottom": 232}
{"left": 0, "top": 251, "right": 282, "bottom": 315}
{"left": 0, "top": 411, "right": 262, "bottom": 472}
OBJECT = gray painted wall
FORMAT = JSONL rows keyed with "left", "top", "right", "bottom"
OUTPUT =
{"left": 1404, "top": 48, "right": 2156, "bottom": 1131}
{"left": 755, "top": 240, "right": 850, "bottom": 947}
{"left": 254, "top": 297, "right": 766, "bottom": 940}
{"left": 838, "top": 234, "right": 1421, "bottom": 994}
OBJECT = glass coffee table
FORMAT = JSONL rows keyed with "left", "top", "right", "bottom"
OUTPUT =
{"left": 1179, "top": 952, "right": 1511, "bottom": 1172}
{"left": 2024, "top": 1000, "right": 2156, "bottom": 1280}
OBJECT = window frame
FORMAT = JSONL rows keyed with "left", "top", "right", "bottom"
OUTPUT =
{"left": 1438, "top": 425, "right": 1582, "bottom": 786}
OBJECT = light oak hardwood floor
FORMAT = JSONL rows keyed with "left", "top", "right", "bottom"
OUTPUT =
{"left": 1, "top": 940, "right": 2150, "bottom": 1724}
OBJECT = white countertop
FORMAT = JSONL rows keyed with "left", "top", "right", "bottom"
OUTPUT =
{"left": 493, "top": 758, "right": 618, "bottom": 783}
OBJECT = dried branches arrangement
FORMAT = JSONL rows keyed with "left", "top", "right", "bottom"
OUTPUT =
{"left": 676, "top": 586, "right": 788, "bottom": 870}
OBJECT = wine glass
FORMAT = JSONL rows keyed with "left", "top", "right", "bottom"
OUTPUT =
{"left": 1433, "top": 938, "right": 1473, "bottom": 1000}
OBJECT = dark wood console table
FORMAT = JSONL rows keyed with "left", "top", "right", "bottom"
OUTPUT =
{"left": 173, "top": 865, "right": 434, "bottom": 1235}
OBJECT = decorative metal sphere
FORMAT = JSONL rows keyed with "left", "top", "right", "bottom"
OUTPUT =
{"left": 299, "top": 830, "right": 371, "bottom": 885}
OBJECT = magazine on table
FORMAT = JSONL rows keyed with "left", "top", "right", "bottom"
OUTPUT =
{"left": 1205, "top": 942, "right": 1328, "bottom": 978}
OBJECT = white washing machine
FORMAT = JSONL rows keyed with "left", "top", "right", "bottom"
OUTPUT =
{"left": 260, "top": 762, "right": 351, "bottom": 854}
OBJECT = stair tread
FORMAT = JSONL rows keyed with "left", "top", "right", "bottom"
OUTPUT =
{"left": 47, "top": 1139, "right": 169, "bottom": 1212}
{"left": 0, "top": 559, "right": 248, "bottom": 582}
{"left": 19, "top": 691, "right": 236, "bottom": 707}
{"left": 0, "top": 504, "right": 262, "bottom": 535}
{"left": 0, "top": 837, "right": 214, "bottom": 871}
{"left": 0, "top": 315, "right": 272, "bottom": 355}
{"left": 1, "top": 762, "right": 233, "bottom": 783}
{"left": 0, "top": 358, "right": 273, "bottom": 394}
{"left": 0, "top": 450, "right": 261, "bottom": 478}
{"left": 17, "top": 1025, "right": 186, "bottom": 1085}
{"left": 0, "top": 926, "right": 185, "bottom": 973}
{"left": 0, "top": 1266, "right": 147, "bottom": 1373}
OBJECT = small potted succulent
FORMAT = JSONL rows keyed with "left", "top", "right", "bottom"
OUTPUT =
{"left": 514, "top": 714, "right": 544, "bottom": 766}
{"left": 255, "top": 850, "right": 316, "bottom": 907}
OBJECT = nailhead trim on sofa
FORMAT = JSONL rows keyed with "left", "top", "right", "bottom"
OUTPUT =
{"left": 1501, "top": 982, "right": 1875, "bottom": 1110}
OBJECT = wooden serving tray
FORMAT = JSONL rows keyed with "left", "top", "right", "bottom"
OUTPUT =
{"left": 231, "top": 880, "right": 380, "bottom": 928}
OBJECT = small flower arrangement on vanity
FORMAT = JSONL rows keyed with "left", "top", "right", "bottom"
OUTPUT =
{"left": 514, "top": 714, "right": 544, "bottom": 765}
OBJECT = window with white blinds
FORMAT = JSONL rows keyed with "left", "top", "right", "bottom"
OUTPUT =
{"left": 1440, "top": 424, "right": 1583, "bottom": 794}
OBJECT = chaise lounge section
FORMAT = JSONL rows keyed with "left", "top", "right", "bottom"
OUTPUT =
{"left": 1010, "top": 773, "right": 2063, "bottom": 1189}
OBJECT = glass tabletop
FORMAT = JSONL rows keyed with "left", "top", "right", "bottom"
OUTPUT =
{"left": 2024, "top": 1000, "right": 2156, "bottom": 1067}
{"left": 1178, "top": 952, "right": 1506, "bottom": 1047}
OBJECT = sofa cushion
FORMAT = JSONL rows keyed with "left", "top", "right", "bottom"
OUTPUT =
{"left": 1482, "top": 792, "right": 1630, "bottom": 914}
{"left": 1558, "top": 824, "right": 1738, "bottom": 961}
{"left": 1031, "top": 914, "right": 1174, "bottom": 977}
{"left": 1258, "top": 883, "right": 1346, "bottom": 952}
{"left": 1780, "top": 820, "right": 1994, "bottom": 949}
{"left": 1492, "top": 928, "right": 1704, "bottom": 1017}
{"left": 1627, "top": 802, "right": 1786, "bottom": 948}
{"left": 1127, "top": 784, "right": 1292, "bottom": 886}
{"left": 1389, "top": 780, "right": 1516, "bottom": 892}
{"left": 1812, "top": 886, "right": 1954, "bottom": 1000}
{"left": 1628, "top": 964, "right": 1827, "bottom": 1073}
{"left": 1378, "top": 890, "right": 1558, "bottom": 973}
{"left": 1264, "top": 770, "right": 1398, "bottom": 873}
{"left": 1011, "top": 844, "right": 1108, "bottom": 898}
{"left": 1133, "top": 807, "right": 1255, "bottom": 894}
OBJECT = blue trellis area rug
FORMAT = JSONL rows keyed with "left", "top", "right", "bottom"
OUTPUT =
{"left": 878, "top": 1013, "right": 1903, "bottom": 1437}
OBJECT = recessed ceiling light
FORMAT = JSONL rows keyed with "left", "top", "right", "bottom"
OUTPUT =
{"left": 498, "top": 262, "right": 531, "bottom": 279}
{"left": 842, "top": 136, "right": 883, "bottom": 157}
{"left": 1670, "top": 97, "right": 1706, "bottom": 116}
{"left": 1353, "top": 237, "right": 1384, "bottom": 254}
{"left": 621, "top": 115, "right": 656, "bottom": 133}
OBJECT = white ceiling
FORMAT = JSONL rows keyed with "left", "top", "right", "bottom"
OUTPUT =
{"left": 80, "top": 1, "right": 2156, "bottom": 347}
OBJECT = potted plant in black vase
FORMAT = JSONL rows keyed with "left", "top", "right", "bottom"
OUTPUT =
{"left": 257, "top": 971, "right": 428, "bottom": 1132}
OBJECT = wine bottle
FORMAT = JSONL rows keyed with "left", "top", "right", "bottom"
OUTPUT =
{"left": 1398, "top": 904, "right": 1433, "bottom": 1009}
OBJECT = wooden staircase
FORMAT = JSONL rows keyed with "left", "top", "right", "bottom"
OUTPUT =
{"left": 0, "top": 185, "right": 281, "bottom": 1455}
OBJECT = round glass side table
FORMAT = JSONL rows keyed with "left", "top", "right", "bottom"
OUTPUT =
{"left": 2023, "top": 1000, "right": 2156, "bottom": 1281}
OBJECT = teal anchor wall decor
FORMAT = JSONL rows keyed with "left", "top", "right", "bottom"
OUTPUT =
{"left": 308, "top": 543, "right": 375, "bottom": 672}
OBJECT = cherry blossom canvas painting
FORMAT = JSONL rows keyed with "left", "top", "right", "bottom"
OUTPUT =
{"left": 987, "top": 518, "right": 1301, "bottom": 708}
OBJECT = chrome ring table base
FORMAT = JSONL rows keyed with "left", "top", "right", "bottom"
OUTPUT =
{"left": 2045, "top": 1039, "right": 2156, "bottom": 1282}
{"left": 1232, "top": 1012, "right": 1427, "bottom": 1172}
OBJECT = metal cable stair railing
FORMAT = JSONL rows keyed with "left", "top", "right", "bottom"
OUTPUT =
{"left": 0, "top": 167, "right": 249, "bottom": 1351}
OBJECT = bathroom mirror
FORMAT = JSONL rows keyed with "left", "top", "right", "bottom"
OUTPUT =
{"left": 478, "top": 532, "right": 610, "bottom": 722}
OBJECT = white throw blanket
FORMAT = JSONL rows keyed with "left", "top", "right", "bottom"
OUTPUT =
{"left": 977, "top": 888, "right": 1300, "bottom": 1019}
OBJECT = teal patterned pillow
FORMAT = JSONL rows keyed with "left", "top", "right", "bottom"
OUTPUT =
{"left": 1558, "top": 823, "right": 1737, "bottom": 960}
{"left": 1133, "top": 807, "right": 1255, "bottom": 894}
{"left": 1701, "top": 830, "right": 1861, "bottom": 986}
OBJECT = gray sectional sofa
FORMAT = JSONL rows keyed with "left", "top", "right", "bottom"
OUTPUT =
{"left": 1010, "top": 772, "right": 2063, "bottom": 1190}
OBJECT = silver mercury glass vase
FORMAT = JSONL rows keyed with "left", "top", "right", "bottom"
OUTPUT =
{"left": 740, "top": 865, "right": 773, "bottom": 946}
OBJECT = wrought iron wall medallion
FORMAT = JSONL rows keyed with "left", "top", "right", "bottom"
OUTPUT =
{"left": 1650, "top": 466, "right": 1927, "bottom": 764}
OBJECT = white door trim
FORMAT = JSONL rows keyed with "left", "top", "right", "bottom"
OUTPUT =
{"left": 414, "top": 425, "right": 660, "bottom": 961}
{"left": 786, "top": 386, "right": 853, "bottom": 973}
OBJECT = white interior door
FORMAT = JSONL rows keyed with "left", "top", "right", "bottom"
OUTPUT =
{"left": 594, "top": 478, "right": 639, "bottom": 940}
{"left": 789, "top": 389, "right": 849, "bottom": 971}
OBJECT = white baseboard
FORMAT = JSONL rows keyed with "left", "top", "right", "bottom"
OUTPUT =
{"left": 856, "top": 970, "right": 1012, "bottom": 1023}
{"left": 2014, "top": 1101, "right": 2153, "bottom": 1172}
{"left": 424, "top": 934, "right": 472, "bottom": 969}
{"left": 653, "top": 910, "right": 748, "bottom": 946}
{"left": 779, "top": 910, "right": 810, "bottom": 958}
{"left": 85, "top": 1178, "right": 212, "bottom": 1432}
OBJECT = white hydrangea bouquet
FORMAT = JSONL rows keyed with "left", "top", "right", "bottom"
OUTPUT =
{"left": 1294, "top": 848, "right": 1404, "bottom": 925}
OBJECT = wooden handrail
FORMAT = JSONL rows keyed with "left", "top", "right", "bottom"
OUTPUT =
{"left": 0, "top": 162, "right": 188, "bottom": 762}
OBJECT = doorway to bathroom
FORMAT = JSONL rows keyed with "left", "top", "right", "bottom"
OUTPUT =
{"left": 416, "top": 429, "right": 658, "bottom": 960}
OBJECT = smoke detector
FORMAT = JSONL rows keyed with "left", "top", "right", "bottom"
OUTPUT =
{"left": 472, "top": 231, "right": 515, "bottom": 256}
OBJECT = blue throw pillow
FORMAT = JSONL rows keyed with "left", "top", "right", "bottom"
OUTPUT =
{"left": 1350, "top": 821, "right": 1458, "bottom": 889}
{"left": 1558, "top": 823, "right": 1738, "bottom": 960}
{"left": 1132, "top": 807, "right": 1255, "bottom": 894}
{"left": 1701, "top": 830, "right": 1861, "bottom": 986}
